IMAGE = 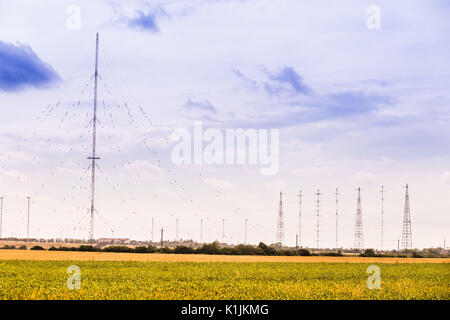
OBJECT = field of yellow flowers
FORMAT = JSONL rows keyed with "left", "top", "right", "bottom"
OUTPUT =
{"left": 0, "top": 259, "right": 448, "bottom": 299}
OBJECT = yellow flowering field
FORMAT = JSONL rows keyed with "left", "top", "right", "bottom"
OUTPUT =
{"left": 0, "top": 260, "right": 448, "bottom": 300}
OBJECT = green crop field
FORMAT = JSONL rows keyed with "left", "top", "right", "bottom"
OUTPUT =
{"left": 0, "top": 260, "right": 448, "bottom": 300}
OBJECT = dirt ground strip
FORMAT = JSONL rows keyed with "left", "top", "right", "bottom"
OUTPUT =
{"left": 0, "top": 249, "right": 448, "bottom": 263}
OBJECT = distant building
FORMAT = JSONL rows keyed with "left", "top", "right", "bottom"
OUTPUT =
{"left": 98, "top": 238, "right": 130, "bottom": 245}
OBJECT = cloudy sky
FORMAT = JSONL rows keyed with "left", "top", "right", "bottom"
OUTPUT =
{"left": 0, "top": 0, "right": 449, "bottom": 249}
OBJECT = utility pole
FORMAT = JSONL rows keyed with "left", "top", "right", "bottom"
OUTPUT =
{"left": 297, "top": 190, "right": 302, "bottom": 247}
{"left": 334, "top": 188, "right": 340, "bottom": 249}
{"left": 244, "top": 218, "right": 248, "bottom": 244}
{"left": 380, "top": 186, "right": 386, "bottom": 251}
{"left": 0, "top": 196, "right": 3, "bottom": 239}
{"left": 160, "top": 228, "right": 164, "bottom": 248}
{"left": 315, "top": 189, "right": 322, "bottom": 250}
{"left": 26, "top": 197, "right": 31, "bottom": 239}
{"left": 88, "top": 32, "right": 100, "bottom": 243}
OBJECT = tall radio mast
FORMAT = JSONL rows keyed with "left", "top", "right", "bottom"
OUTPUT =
{"left": 88, "top": 33, "right": 100, "bottom": 242}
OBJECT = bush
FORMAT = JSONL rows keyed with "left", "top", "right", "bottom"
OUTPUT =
{"left": 158, "top": 247, "right": 173, "bottom": 254}
{"left": 174, "top": 246, "right": 195, "bottom": 254}
{"left": 197, "top": 242, "right": 220, "bottom": 255}
{"left": 30, "top": 246, "right": 45, "bottom": 250}
{"left": 18, "top": 245, "right": 27, "bottom": 250}
{"left": 78, "top": 245, "right": 101, "bottom": 252}
{"left": 360, "top": 249, "right": 375, "bottom": 257}
{"left": 258, "top": 242, "right": 277, "bottom": 256}
{"left": 298, "top": 249, "right": 311, "bottom": 256}
{"left": 103, "top": 246, "right": 132, "bottom": 253}
{"left": 319, "top": 251, "right": 342, "bottom": 257}
{"left": 233, "top": 245, "right": 263, "bottom": 255}
{"left": 133, "top": 246, "right": 149, "bottom": 253}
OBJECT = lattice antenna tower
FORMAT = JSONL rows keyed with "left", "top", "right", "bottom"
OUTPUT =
{"left": 26, "top": 197, "right": 31, "bottom": 239}
{"left": 276, "top": 191, "right": 285, "bottom": 245}
{"left": 380, "top": 186, "right": 386, "bottom": 250}
{"left": 334, "top": 188, "right": 340, "bottom": 249}
{"left": 200, "top": 219, "right": 203, "bottom": 244}
{"left": 222, "top": 218, "right": 225, "bottom": 243}
{"left": 244, "top": 218, "right": 248, "bottom": 244}
{"left": 151, "top": 218, "right": 154, "bottom": 242}
{"left": 88, "top": 32, "right": 101, "bottom": 242}
{"left": 354, "top": 187, "right": 364, "bottom": 250}
{"left": 401, "top": 184, "right": 412, "bottom": 250}
{"left": 0, "top": 196, "right": 3, "bottom": 239}
{"left": 315, "top": 189, "right": 322, "bottom": 249}
{"left": 297, "top": 190, "right": 303, "bottom": 247}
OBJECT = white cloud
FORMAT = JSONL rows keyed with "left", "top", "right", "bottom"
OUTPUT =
{"left": 292, "top": 166, "right": 332, "bottom": 178}
{"left": 0, "top": 167, "right": 27, "bottom": 181}
{"left": 441, "top": 171, "right": 450, "bottom": 185}
{"left": 124, "top": 161, "right": 164, "bottom": 179}
{"left": 202, "top": 176, "right": 238, "bottom": 190}
{"left": 350, "top": 172, "right": 379, "bottom": 186}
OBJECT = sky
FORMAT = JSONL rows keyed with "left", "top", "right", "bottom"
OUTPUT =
{"left": 0, "top": 0, "right": 449, "bottom": 249}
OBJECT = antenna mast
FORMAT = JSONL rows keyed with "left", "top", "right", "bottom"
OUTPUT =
{"left": 334, "top": 188, "right": 340, "bottom": 249}
{"left": 151, "top": 218, "right": 154, "bottom": 242}
{"left": 380, "top": 186, "right": 385, "bottom": 250}
{"left": 315, "top": 189, "right": 321, "bottom": 249}
{"left": 0, "top": 196, "right": 3, "bottom": 239}
{"left": 244, "top": 218, "right": 248, "bottom": 244}
{"left": 276, "top": 191, "right": 285, "bottom": 245}
{"left": 297, "top": 190, "right": 303, "bottom": 247}
{"left": 401, "top": 184, "right": 412, "bottom": 250}
{"left": 200, "top": 219, "right": 203, "bottom": 244}
{"left": 354, "top": 187, "right": 364, "bottom": 250}
{"left": 88, "top": 32, "right": 100, "bottom": 242}
{"left": 26, "top": 197, "right": 31, "bottom": 238}
{"left": 222, "top": 218, "right": 225, "bottom": 243}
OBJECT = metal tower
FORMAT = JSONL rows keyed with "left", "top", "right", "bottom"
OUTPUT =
{"left": 354, "top": 187, "right": 364, "bottom": 250}
{"left": 151, "top": 218, "right": 154, "bottom": 242}
{"left": 297, "top": 190, "right": 303, "bottom": 247}
{"left": 315, "top": 189, "right": 321, "bottom": 249}
{"left": 26, "top": 197, "right": 31, "bottom": 238}
{"left": 334, "top": 188, "right": 340, "bottom": 249}
{"left": 401, "top": 184, "right": 412, "bottom": 250}
{"left": 244, "top": 218, "right": 248, "bottom": 244}
{"left": 0, "top": 196, "right": 3, "bottom": 239}
{"left": 176, "top": 218, "right": 179, "bottom": 241}
{"left": 276, "top": 191, "right": 285, "bottom": 245}
{"left": 200, "top": 219, "right": 203, "bottom": 243}
{"left": 88, "top": 32, "right": 100, "bottom": 242}
{"left": 380, "top": 186, "right": 386, "bottom": 250}
{"left": 160, "top": 228, "right": 164, "bottom": 248}
{"left": 222, "top": 218, "right": 225, "bottom": 243}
